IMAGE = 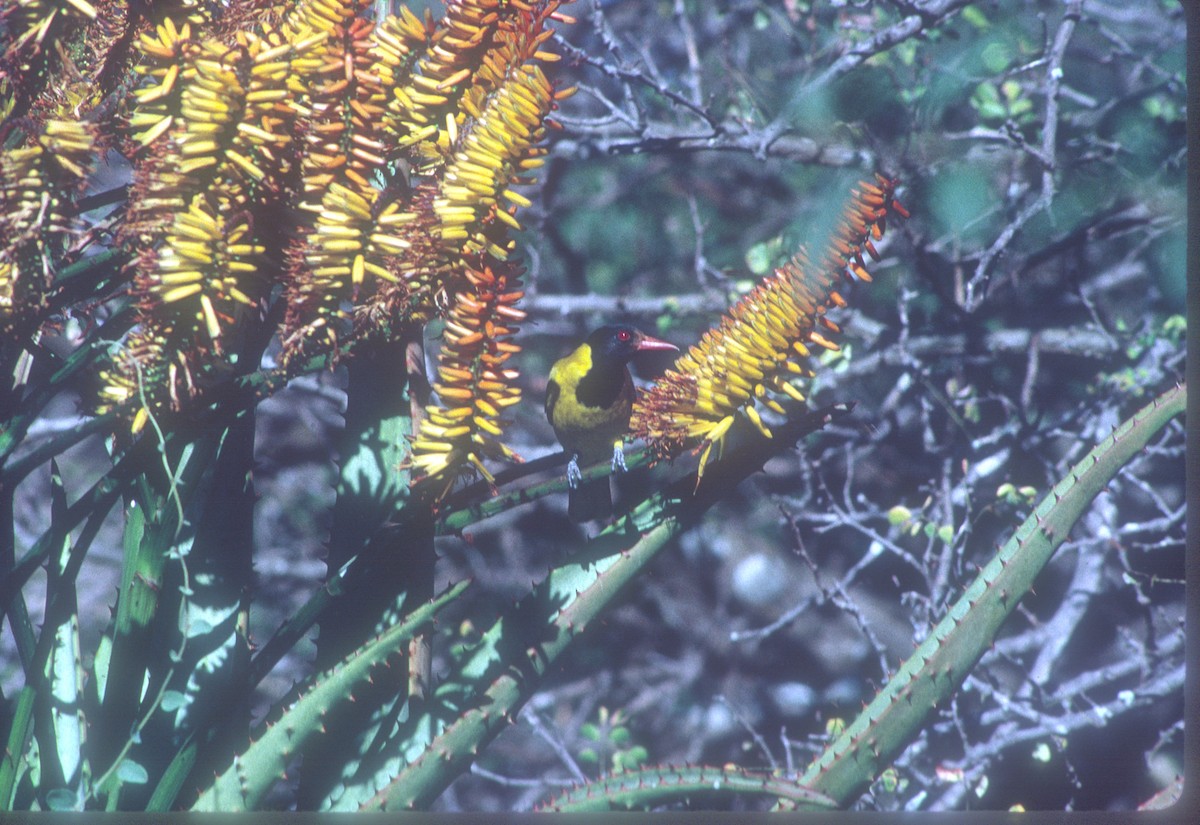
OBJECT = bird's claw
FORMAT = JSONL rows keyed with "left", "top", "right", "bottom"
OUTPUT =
{"left": 566, "top": 454, "right": 583, "bottom": 489}
{"left": 611, "top": 442, "right": 627, "bottom": 473}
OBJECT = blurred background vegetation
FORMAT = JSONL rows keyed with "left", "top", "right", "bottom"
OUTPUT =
{"left": 448, "top": 0, "right": 1187, "bottom": 810}
{"left": 3, "top": 0, "right": 1186, "bottom": 811}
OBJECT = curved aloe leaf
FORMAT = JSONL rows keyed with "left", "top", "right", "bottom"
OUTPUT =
{"left": 358, "top": 404, "right": 854, "bottom": 811}
{"left": 189, "top": 579, "right": 469, "bottom": 811}
{"left": 0, "top": 688, "right": 36, "bottom": 810}
{"left": 358, "top": 519, "right": 682, "bottom": 811}
{"left": 797, "top": 383, "right": 1185, "bottom": 808}
{"left": 539, "top": 763, "right": 836, "bottom": 812}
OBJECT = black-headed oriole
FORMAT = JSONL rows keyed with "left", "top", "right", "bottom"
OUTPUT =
{"left": 545, "top": 325, "right": 678, "bottom": 522}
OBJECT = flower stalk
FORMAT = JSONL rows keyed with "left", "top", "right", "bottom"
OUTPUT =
{"left": 631, "top": 174, "right": 909, "bottom": 477}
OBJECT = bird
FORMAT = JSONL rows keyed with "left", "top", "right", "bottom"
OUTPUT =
{"left": 545, "top": 324, "right": 679, "bottom": 522}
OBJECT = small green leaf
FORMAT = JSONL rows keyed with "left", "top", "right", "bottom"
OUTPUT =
{"left": 160, "top": 691, "right": 187, "bottom": 712}
{"left": 982, "top": 42, "right": 1013, "bottom": 74}
{"left": 937, "top": 525, "right": 955, "bottom": 545}
{"left": 970, "top": 83, "right": 1005, "bottom": 122}
{"left": 887, "top": 505, "right": 912, "bottom": 526}
{"left": 614, "top": 746, "right": 648, "bottom": 773}
{"left": 962, "top": 5, "right": 989, "bottom": 28}
{"left": 974, "top": 773, "right": 990, "bottom": 798}
{"left": 118, "top": 760, "right": 150, "bottom": 784}
{"left": 745, "top": 243, "right": 773, "bottom": 275}
{"left": 1031, "top": 742, "right": 1052, "bottom": 763}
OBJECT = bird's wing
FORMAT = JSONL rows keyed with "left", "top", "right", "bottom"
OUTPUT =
{"left": 545, "top": 376, "right": 561, "bottom": 423}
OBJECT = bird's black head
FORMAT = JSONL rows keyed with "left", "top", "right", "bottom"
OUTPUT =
{"left": 587, "top": 325, "right": 679, "bottom": 364}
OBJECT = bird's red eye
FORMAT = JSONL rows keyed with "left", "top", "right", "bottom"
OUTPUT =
{"left": 617, "top": 329, "right": 631, "bottom": 341}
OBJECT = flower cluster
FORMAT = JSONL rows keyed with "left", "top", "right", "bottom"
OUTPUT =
{"left": 384, "top": 0, "right": 570, "bottom": 167}
{"left": 407, "top": 261, "right": 525, "bottom": 494}
{"left": 94, "top": 323, "right": 192, "bottom": 436}
{"left": 101, "top": 13, "right": 313, "bottom": 428}
{"left": 280, "top": 0, "right": 416, "bottom": 358}
{"left": 1, "top": 118, "right": 95, "bottom": 338}
{"left": 432, "top": 59, "right": 557, "bottom": 253}
{"left": 280, "top": 0, "right": 572, "bottom": 367}
{"left": 405, "top": 3, "right": 573, "bottom": 494}
{"left": 90, "top": 0, "right": 571, "bottom": 488}
{"left": 0, "top": 0, "right": 103, "bottom": 123}
{"left": 631, "top": 175, "right": 909, "bottom": 476}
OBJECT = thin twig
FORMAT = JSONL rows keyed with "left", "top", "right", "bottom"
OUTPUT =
{"left": 964, "top": 0, "right": 1083, "bottom": 310}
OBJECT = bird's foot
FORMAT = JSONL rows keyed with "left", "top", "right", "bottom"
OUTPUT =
{"left": 611, "top": 441, "right": 628, "bottom": 473}
{"left": 566, "top": 453, "right": 583, "bottom": 489}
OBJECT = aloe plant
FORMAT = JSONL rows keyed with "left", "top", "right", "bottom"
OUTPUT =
{"left": 1, "top": 0, "right": 1183, "bottom": 813}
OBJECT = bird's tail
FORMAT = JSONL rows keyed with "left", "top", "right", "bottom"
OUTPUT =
{"left": 568, "top": 476, "right": 612, "bottom": 522}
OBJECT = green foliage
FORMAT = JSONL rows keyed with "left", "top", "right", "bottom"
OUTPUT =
{"left": 970, "top": 79, "right": 1034, "bottom": 127}
{"left": 886, "top": 502, "right": 954, "bottom": 546}
{"left": 577, "top": 706, "right": 648, "bottom": 774}
{"left": 995, "top": 483, "right": 1039, "bottom": 508}
{"left": 799, "top": 385, "right": 1185, "bottom": 809}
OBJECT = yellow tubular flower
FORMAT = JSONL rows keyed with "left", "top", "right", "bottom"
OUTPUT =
{"left": 128, "top": 18, "right": 195, "bottom": 147}
{"left": 631, "top": 175, "right": 910, "bottom": 478}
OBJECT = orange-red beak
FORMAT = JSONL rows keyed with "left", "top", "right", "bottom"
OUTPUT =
{"left": 633, "top": 333, "right": 679, "bottom": 353}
